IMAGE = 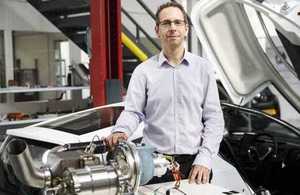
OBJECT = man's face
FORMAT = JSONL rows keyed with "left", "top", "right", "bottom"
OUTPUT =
{"left": 155, "top": 7, "right": 188, "bottom": 48}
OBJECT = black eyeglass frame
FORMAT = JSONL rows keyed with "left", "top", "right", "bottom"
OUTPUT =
{"left": 158, "top": 19, "right": 187, "bottom": 28}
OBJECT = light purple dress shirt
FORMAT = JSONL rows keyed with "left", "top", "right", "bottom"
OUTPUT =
{"left": 113, "top": 50, "right": 224, "bottom": 169}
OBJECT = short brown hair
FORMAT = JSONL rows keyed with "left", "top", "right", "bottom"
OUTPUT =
{"left": 155, "top": 2, "right": 188, "bottom": 25}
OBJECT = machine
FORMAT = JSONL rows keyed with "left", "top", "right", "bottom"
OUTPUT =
{"left": 5, "top": 138, "right": 170, "bottom": 195}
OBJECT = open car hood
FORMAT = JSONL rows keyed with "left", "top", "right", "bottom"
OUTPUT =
{"left": 191, "top": 0, "right": 300, "bottom": 112}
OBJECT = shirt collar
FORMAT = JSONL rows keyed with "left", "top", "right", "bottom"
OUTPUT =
{"left": 158, "top": 49, "right": 191, "bottom": 67}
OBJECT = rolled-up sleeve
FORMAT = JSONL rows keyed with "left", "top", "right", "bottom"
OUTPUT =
{"left": 193, "top": 64, "right": 224, "bottom": 169}
{"left": 112, "top": 67, "right": 147, "bottom": 136}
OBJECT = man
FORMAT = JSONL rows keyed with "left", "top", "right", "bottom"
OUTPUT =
{"left": 106, "top": 2, "right": 224, "bottom": 185}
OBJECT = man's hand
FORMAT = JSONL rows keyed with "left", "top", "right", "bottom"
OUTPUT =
{"left": 188, "top": 165, "right": 210, "bottom": 184}
{"left": 105, "top": 132, "right": 128, "bottom": 148}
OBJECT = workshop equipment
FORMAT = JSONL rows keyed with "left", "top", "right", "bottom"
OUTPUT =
{"left": 7, "top": 139, "right": 170, "bottom": 195}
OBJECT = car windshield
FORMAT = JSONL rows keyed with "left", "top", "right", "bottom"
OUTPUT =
{"left": 222, "top": 103, "right": 300, "bottom": 139}
{"left": 39, "top": 106, "right": 124, "bottom": 135}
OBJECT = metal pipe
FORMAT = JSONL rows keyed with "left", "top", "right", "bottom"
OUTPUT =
{"left": 7, "top": 139, "right": 51, "bottom": 188}
{"left": 0, "top": 136, "right": 11, "bottom": 156}
{"left": 122, "top": 33, "right": 149, "bottom": 61}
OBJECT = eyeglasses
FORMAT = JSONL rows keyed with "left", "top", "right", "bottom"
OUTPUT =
{"left": 158, "top": 19, "right": 186, "bottom": 28}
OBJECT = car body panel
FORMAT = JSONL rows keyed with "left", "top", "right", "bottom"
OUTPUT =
{"left": 6, "top": 102, "right": 144, "bottom": 145}
{"left": 211, "top": 153, "right": 253, "bottom": 193}
{"left": 6, "top": 127, "right": 81, "bottom": 145}
{"left": 191, "top": 0, "right": 300, "bottom": 112}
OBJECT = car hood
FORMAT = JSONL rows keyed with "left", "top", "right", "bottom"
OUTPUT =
{"left": 191, "top": 0, "right": 300, "bottom": 112}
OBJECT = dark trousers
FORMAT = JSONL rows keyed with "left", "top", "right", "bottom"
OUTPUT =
{"left": 147, "top": 154, "right": 213, "bottom": 184}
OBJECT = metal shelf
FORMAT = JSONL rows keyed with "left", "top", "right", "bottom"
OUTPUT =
{"left": 0, "top": 86, "right": 89, "bottom": 94}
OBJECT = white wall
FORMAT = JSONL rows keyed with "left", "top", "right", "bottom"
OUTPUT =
{"left": 15, "top": 33, "right": 50, "bottom": 84}
{"left": 0, "top": 0, "right": 59, "bottom": 32}
{"left": 14, "top": 32, "right": 67, "bottom": 85}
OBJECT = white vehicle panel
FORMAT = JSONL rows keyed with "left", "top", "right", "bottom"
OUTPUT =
{"left": 191, "top": 0, "right": 300, "bottom": 111}
{"left": 6, "top": 127, "right": 80, "bottom": 145}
